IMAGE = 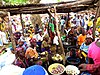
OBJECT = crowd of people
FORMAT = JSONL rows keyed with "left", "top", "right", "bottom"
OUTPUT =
{"left": 0, "top": 11, "right": 100, "bottom": 75}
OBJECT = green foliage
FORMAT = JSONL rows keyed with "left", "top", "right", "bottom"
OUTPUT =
{"left": 57, "top": 0, "right": 62, "bottom": 2}
{"left": 3, "top": 0, "right": 27, "bottom": 5}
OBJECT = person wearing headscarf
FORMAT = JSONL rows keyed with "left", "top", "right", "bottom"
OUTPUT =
{"left": 23, "top": 65, "right": 48, "bottom": 75}
{"left": 25, "top": 38, "right": 42, "bottom": 66}
{"left": 16, "top": 38, "right": 28, "bottom": 52}
{"left": 13, "top": 48, "right": 29, "bottom": 68}
{"left": 79, "top": 38, "right": 100, "bottom": 75}
{"left": 25, "top": 38, "right": 38, "bottom": 59}
{"left": 41, "top": 34, "right": 51, "bottom": 53}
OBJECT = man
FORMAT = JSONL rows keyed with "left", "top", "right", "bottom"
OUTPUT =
{"left": 78, "top": 29, "right": 86, "bottom": 47}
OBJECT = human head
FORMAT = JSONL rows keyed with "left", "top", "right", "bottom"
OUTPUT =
{"left": 82, "top": 29, "right": 86, "bottom": 36}
{"left": 85, "top": 35, "right": 93, "bottom": 45}
{"left": 23, "top": 65, "right": 46, "bottom": 75}
{"left": 17, "top": 39, "right": 25, "bottom": 46}
{"left": 15, "top": 47, "right": 25, "bottom": 58}
{"left": 38, "top": 29, "right": 42, "bottom": 34}
{"left": 71, "top": 27, "right": 74, "bottom": 32}
{"left": 43, "top": 34, "right": 49, "bottom": 41}
{"left": 29, "top": 38, "right": 37, "bottom": 47}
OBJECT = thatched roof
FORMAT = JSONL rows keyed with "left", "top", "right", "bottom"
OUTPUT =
{"left": 0, "top": 0, "right": 99, "bottom": 15}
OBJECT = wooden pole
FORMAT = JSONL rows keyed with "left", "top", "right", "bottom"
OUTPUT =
{"left": 8, "top": 12, "right": 16, "bottom": 53}
{"left": 20, "top": 14, "right": 24, "bottom": 36}
{"left": 93, "top": 0, "right": 100, "bottom": 41}
{"left": 54, "top": 6, "right": 66, "bottom": 65}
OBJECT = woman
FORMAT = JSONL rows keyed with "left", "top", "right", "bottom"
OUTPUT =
{"left": 13, "top": 48, "right": 29, "bottom": 68}
{"left": 80, "top": 35, "right": 93, "bottom": 63}
{"left": 41, "top": 34, "right": 51, "bottom": 53}
{"left": 25, "top": 38, "right": 42, "bottom": 66}
{"left": 23, "top": 65, "right": 48, "bottom": 75}
{"left": 79, "top": 39, "right": 100, "bottom": 75}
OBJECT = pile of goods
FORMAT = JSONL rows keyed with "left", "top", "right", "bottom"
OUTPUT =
{"left": 52, "top": 54, "right": 63, "bottom": 61}
{"left": 66, "top": 65, "right": 80, "bottom": 75}
{"left": 48, "top": 63, "right": 65, "bottom": 75}
{"left": 51, "top": 65, "right": 64, "bottom": 74}
{"left": 40, "top": 51, "right": 48, "bottom": 56}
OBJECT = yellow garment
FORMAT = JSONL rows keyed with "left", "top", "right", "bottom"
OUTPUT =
{"left": 96, "top": 17, "right": 100, "bottom": 28}
{"left": 41, "top": 41, "right": 49, "bottom": 48}
{"left": 25, "top": 47, "right": 38, "bottom": 58}
{"left": 98, "top": 28, "right": 100, "bottom": 32}
{"left": 88, "top": 21, "right": 93, "bottom": 27}
{"left": 29, "top": 34, "right": 33, "bottom": 38}
{"left": 78, "top": 34, "right": 86, "bottom": 46}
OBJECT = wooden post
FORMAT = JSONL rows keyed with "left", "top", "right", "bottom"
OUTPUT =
{"left": 54, "top": 6, "right": 66, "bottom": 65}
{"left": 20, "top": 14, "right": 24, "bottom": 36}
{"left": 8, "top": 12, "right": 16, "bottom": 53}
{"left": 93, "top": 0, "right": 100, "bottom": 41}
{"left": 66, "top": 12, "right": 69, "bottom": 28}
{"left": 48, "top": 15, "right": 51, "bottom": 36}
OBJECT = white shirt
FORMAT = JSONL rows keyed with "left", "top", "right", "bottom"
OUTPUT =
{"left": 76, "top": 18, "right": 81, "bottom": 26}
{"left": 53, "top": 36, "right": 59, "bottom": 45}
{"left": 36, "top": 34, "right": 43, "bottom": 41}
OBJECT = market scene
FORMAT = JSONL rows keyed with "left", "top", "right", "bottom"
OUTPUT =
{"left": 0, "top": 0, "right": 100, "bottom": 75}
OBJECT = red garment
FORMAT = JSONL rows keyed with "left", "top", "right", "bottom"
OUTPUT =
{"left": 13, "top": 57, "right": 29, "bottom": 68}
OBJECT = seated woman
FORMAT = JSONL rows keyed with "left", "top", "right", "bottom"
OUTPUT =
{"left": 25, "top": 38, "right": 42, "bottom": 66}
{"left": 25, "top": 38, "right": 38, "bottom": 59}
{"left": 41, "top": 34, "right": 51, "bottom": 53}
{"left": 79, "top": 35, "right": 93, "bottom": 63}
{"left": 23, "top": 65, "right": 48, "bottom": 75}
{"left": 79, "top": 39, "right": 100, "bottom": 75}
{"left": 16, "top": 38, "right": 28, "bottom": 52}
{"left": 13, "top": 47, "right": 29, "bottom": 68}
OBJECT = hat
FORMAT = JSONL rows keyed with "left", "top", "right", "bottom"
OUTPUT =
{"left": 22, "top": 65, "right": 46, "bottom": 75}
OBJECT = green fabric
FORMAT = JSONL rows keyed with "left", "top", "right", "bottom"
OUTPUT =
{"left": 49, "top": 23, "right": 55, "bottom": 32}
{"left": 61, "top": 35, "right": 66, "bottom": 41}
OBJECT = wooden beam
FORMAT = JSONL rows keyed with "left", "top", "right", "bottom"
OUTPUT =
{"left": 9, "top": 4, "right": 96, "bottom": 15}
{"left": 0, "top": 0, "right": 98, "bottom": 14}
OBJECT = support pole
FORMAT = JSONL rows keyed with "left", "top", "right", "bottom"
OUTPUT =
{"left": 54, "top": 6, "right": 66, "bottom": 65}
{"left": 8, "top": 12, "right": 16, "bottom": 53}
{"left": 20, "top": 14, "right": 24, "bottom": 36}
{"left": 93, "top": 0, "right": 100, "bottom": 41}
